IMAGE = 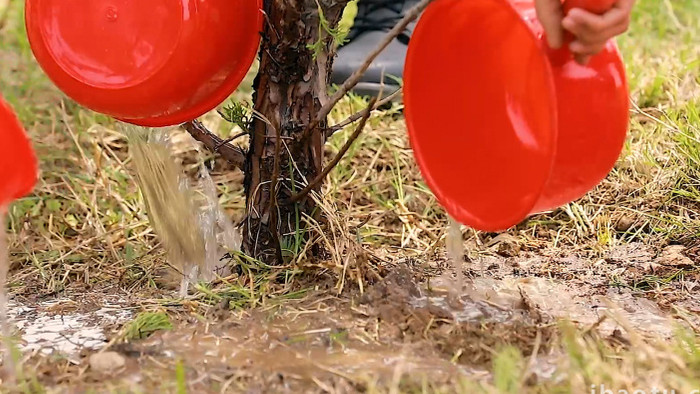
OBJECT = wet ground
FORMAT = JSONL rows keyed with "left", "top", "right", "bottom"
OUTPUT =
{"left": 4, "top": 245, "right": 697, "bottom": 392}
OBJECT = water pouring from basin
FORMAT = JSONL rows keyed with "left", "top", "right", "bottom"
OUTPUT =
{"left": 404, "top": 0, "right": 629, "bottom": 232}
{"left": 126, "top": 127, "right": 241, "bottom": 296}
{"left": 0, "top": 97, "right": 38, "bottom": 380}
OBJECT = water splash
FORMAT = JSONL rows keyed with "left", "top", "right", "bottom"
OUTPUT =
{"left": 127, "top": 127, "right": 205, "bottom": 296}
{"left": 193, "top": 163, "right": 219, "bottom": 283}
{"left": 125, "top": 126, "right": 240, "bottom": 295}
{"left": 196, "top": 162, "right": 241, "bottom": 280}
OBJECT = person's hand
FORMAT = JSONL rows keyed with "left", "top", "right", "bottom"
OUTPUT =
{"left": 534, "top": 0, "right": 635, "bottom": 65}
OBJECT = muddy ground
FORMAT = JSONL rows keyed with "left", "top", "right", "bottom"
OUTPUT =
{"left": 5, "top": 241, "right": 698, "bottom": 392}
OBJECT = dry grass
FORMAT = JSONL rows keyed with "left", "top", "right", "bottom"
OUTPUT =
{"left": 0, "top": 0, "right": 699, "bottom": 392}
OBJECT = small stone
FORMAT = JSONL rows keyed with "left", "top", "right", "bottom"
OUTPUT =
{"left": 655, "top": 245, "right": 695, "bottom": 267}
{"left": 615, "top": 215, "right": 635, "bottom": 231}
{"left": 89, "top": 351, "right": 126, "bottom": 373}
{"left": 488, "top": 234, "right": 521, "bottom": 257}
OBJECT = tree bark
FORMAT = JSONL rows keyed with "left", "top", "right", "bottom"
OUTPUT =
{"left": 243, "top": 0, "right": 348, "bottom": 263}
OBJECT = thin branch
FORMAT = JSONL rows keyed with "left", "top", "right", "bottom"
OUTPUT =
{"left": 182, "top": 120, "right": 246, "bottom": 170}
{"left": 309, "top": 0, "right": 433, "bottom": 133}
{"left": 213, "top": 131, "right": 248, "bottom": 151}
{"left": 326, "top": 88, "right": 402, "bottom": 138}
{"left": 291, "top": 97, "right": 377, "bottom": 203}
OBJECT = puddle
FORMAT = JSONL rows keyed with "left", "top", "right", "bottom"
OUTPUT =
{"left": 410, "top": 294, "right": 513, "bottom": 324}
{"left": 134, "top": 312, "right": 488, "bottom": 387}
{"left": 423, "top": 274, "right": 678, "bottom": 338}
{"left": 4, "top": 299, "right": 133, "bottom": 360}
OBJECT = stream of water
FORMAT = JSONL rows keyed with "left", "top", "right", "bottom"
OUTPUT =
{"left": 446, "top": 216, "right": 464, "bottom": 289}
{"left": 126, "top": 127, "right": 240, "bottom": 296}
{"left": 0, "top": 210, "right": 16, "bottom": 381}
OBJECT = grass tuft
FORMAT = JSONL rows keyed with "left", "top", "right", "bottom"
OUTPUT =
{"left": 121, "top": 311, "right": 173, "bottom": 341}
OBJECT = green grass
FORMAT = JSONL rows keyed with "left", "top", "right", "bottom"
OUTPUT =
{"left": 121, "top": 311, "right": 173, "bottom": 341}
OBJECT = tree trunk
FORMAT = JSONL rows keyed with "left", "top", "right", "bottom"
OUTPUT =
{"left": 243, "top": 0, "right": 348, "bottom": 263}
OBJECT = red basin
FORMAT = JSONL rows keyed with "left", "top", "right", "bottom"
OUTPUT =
{"left": 0, "top": 97, "right": 37, "bottom": 210}
{"left": 26, "top": 0, "right": 263, "bottom": 127}
{"left": 404, "top": 0, "right": 629, "bottom": 231}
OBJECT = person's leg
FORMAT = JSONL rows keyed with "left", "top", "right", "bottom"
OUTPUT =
{"left": 331, "top": 0, "right": 420, "bottom": 99}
